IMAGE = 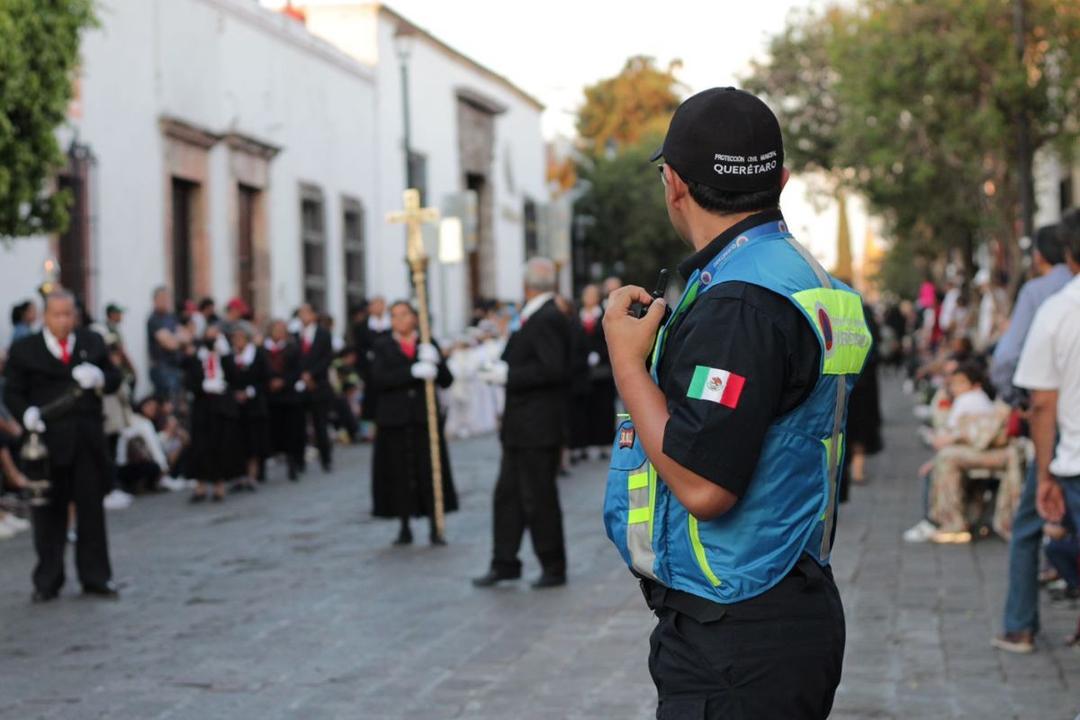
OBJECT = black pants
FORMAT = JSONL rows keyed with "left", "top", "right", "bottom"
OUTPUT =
{"left": 303, "top": 396, "right": 332, "bottom": 468}
{"left": 490, "top": 446, "right": 566, "bottom": 577}
{"left": 31, "top": 449, "right": 113, "bottom": 595}
{"left": 649, "top": 560, "right": 845, "bottom": 719}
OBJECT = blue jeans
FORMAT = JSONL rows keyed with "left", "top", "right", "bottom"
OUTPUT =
{"left": 1057, "top": 475, "right": 1080, "bottom": 589}
{"left": 150, "top": 364, "right": 183, "bottom": 403}
{"left": 1003, "top": 461, "right": 1043, "bottom": 634}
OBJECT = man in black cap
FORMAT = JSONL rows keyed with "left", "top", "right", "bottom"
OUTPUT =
{"left": 601, "top": 88, "right": 868, "bottom": 718}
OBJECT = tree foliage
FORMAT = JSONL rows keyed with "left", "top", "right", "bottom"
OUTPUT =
{"left": 573, "top": 57, "right": 686, "bottom": 286}
{"left": 575, "top": 135, "right": 685, "bottom": 287}
{"left": 0, "top": 0, "right": 96, "bottom": 239}
{"left": 576, "top": 56, "right": 683, "bottom": 159}
{"left": 743, "top": 0, "right": 1080, "bottom": 294}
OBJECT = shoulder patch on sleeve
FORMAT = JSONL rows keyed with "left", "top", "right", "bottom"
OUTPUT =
{"left": 687, "top": 365, "right": 746, "bottom": 409}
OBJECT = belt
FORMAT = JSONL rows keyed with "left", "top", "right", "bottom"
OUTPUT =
{"left": 638, "top": 555, "right": 828, "bottom": 623}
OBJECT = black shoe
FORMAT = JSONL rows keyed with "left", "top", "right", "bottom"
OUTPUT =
{"left": 531, "top": 573, "right": 567, "bottom": 589}
{"left": 287, "top": 463, "right": 299, "bottom": 482}
{"left": 472, "top": 569, "right": 521, "bottom": 587}
{"left": 321, "top": 461, "right": 333, "bottom": 474}
{"left": 31, "top": 590, "right": 58, "bottom": 604}
{"left": 82, "top": 583, "right": 120, "bottom": 599}
{"left": 430, "top": 533, "right": 448, "bottom": 546}
{"left": 228, "top": 482, "right": 246, "bottom": 494}
{"left": 393, "top": 528, "right": 413, "bottom": 546}
{"left": 189, "top": 492, "right": 207, "bottom": 504}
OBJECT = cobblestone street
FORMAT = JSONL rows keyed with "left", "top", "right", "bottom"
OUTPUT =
{"left": 1, "top": 381, "right": 1078, "bottom": 719}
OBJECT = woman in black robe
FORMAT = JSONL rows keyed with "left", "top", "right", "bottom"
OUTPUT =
{"left": 223, "top": 321, "right": 269, "bottom": 492}
{"left": 264, "top": 319, "right": 304, "bottom": 480}
{"left": 369, "top": 301, "right": 457, "bottom": 545}
{"left": 569, "top": 284, "right": 616, "bottom": 461}
{"left": 840, "top": 303, "right": 883, "bottom": 502}
{"left": 183, "top": 324, "right": 241, "bottom": 503}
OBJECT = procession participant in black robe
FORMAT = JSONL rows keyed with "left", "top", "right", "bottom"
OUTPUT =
{"left": 223, "top": 322, "right": 269, "bottom": 492}
{"left": 296, "top": 303, "right": 334, "bottom": 473}
{"left": 369, "top": 301, "right": 457, "bottom": 546}
{"left": 265, "top": 319, "right": 304, "bottom": 480}
{"left": 357, "top": 296, "right": 391, "bottom": 431}
{"left": 3, "top": 290, "right": 123, "bottom": 602}
{"left": 569, "top": 284, "right": 616, "bottom": 461}
{"left": 183, "top": 324, "right": 240, "bottom": 503}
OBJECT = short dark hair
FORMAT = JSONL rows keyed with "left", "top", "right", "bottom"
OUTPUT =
{"left": 952, "top": 360, "right": 986, "bottom": 388}
{"left": 685, "top": 179, "right": 781, "bottom": 215}
{"left": 197, "top": 297, "right": 215, "bottom": 312}
{"left": 1059, "top": 208, "right": 1080, "bottom": 264}
{"left": 1033, "top": 224, "right": 1064, "bottom": 266}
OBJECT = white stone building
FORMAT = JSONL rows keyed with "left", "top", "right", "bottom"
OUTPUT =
{"left": 292, "top": 1, "right": 549, "bottom": 335}
{"left": 0, "top": 0, "right": 549, "bottom": 375}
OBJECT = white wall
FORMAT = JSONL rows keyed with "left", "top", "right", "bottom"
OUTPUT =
{"left": 1, "top": 0, "right": 377, "bottom": 387}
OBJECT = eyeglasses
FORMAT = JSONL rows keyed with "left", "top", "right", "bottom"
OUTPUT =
{"left": 657, "top": 164, "right": 667, "bottom": 187}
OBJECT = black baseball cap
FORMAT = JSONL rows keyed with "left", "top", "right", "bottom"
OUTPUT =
{"left": 650, "top": 87, "right": 784, "bottom": 193}
{"left": 105, "top": 303, "right": 125, "bottom": 315}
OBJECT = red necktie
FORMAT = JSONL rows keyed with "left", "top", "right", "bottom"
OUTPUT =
{"left": 59, "top": 337, "right": 71, "bottom": 365}
{"left": 399, "top": 340, "right": 416, "bottom": 360}
{"left": 206, "top": 354, "right": 216, "bottom": 378}
{"left": 302, "top": 337, "right": 312, "bottom": 354}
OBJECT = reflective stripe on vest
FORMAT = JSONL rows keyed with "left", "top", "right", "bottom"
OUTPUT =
{"left": 627, "top": 464, "right": 658, "bottom": 580}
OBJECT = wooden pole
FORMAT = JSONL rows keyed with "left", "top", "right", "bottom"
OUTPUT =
{"left": 388, "top": 190, "right": 445, "bottom": 542}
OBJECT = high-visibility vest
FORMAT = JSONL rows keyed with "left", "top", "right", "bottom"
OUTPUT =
{"left": 603, "top": 220, "right": 872, "bottom": 603}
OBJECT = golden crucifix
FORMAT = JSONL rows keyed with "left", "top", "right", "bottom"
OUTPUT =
{"left": 387, "top": 189, "right": 446, "bottom": 542}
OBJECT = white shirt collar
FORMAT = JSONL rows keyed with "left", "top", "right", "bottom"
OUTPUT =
{"left": 42, "top": 327, "right": 75, "bottom": 360}
{"left": 521, "top": 292, "right": 555, "bottom": 322}
{"left": 235, "top": 342, "right": 256, "bottom": 366}
{"left": 302, "top": 323, "right": 317, "bottom": 343}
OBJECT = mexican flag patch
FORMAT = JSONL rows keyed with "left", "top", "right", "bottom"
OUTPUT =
{"left": 687, "top": 366, "right": 746, "bottom": 409}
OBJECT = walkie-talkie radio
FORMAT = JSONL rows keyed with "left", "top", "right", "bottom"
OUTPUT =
{"left": 630, "top": 268, "right": 671, "bottom": 322}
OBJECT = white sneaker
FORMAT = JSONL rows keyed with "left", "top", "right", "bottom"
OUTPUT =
{"left": 903, "top": 519, "right": 938, "bottom": 543}
{"left": 1, "top": 514, "right": 30, "bottom": 533}
{"left": 103, "top": 489, "right": 134, "bottom": 510}
{"left": 0, "top": 521, "right": 16, "bottom": 540}
{"left": 159, "top": 477, "right": 187, "bottom": 492}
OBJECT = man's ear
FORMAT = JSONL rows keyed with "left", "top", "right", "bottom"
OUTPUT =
{"left": 667, "top": 166, "right": 689, "bottom": 207}
{"left": 780, "top": 167, "right": 791, "bottom": 192}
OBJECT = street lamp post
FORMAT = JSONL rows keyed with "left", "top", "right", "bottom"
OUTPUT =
{"left": 394, "top": 25, "right": 415, "bottom": 191}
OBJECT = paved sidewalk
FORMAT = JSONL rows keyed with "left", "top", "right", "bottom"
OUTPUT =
{"left": 0, "top": 380, "right": 1077, "bottom": 719}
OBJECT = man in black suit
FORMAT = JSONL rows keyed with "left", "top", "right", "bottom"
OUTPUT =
{"left": 4, "top": 290, "right": 122, "bottom": 602}
{"left": 296, "top": 303, "right": 334, "bottom": 472}
{"left": 474, "top": 258, "right": 572, "bottom": 589}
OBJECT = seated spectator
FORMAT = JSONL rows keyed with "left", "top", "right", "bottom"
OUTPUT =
{"left": 115, "top": 397, "right": 170, "bottom": 495}
{"left": 158, "top": 413, "right": 190, "bottom": 484}
{"left": 905, "top": 363, "right": 1022, "bottom": 543}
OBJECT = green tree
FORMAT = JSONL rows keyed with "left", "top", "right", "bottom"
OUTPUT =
{"left": 576, "top": 56, "right": 683, "bottom": 158}
{"left": 0, "top": 0, "right": 96, "bottom": 239}
{"left": 575, "top": 135, "right": 684, "bottom": 287}
{"left": 574, "top": 58, "right": 686, "bottom": 286}
{"left": 743, "top": 0, "right": 1080, "bottom": 294}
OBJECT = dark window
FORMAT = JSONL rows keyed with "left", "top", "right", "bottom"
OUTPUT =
{"left": 342, "top": 197, "right": 366, "bottom": 313}
{"left": 1061, "top": 175, "right": 1074, "bottom": 215}
{"left": 523, "top": 197, "right": 539, "bottom": 259}
{"left": 237, "top": 184, "right": 259, "bottom": 310}
{"left": 172, "top": 178, "right": 197, "bottom": 303}
{"left": 301, "top": 185, "right": 326, "bottom": 310}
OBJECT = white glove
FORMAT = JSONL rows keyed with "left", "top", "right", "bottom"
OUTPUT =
{"left": 246, "top": 386, "right": 257, "bottom": 398}
{"left": 22, "top": 406, "right": 46, "bottom": 433}
{"left": 294, "top": 380, "right": 307, "bottom": 393}
{"left": 202, "top": 376, "right": 226, "bottom": 394}
{"left": 72, "top": 362, "right": 106, "bottom": 390}
{"left": 417, "top": 343, "right": 440, "bottom": 364}
{"left": 477, "top": 361, "right": 509, "bottom": 386}
{"left": 411, "top": 361, "right": 438, "bottom": 381}
{"left": 587, "top": 351, "right": 601, "bottom": 368}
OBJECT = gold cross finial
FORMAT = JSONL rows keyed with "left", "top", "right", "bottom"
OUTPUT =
{"left": 387, "top": 189, "right": 440, "bottom": 262}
